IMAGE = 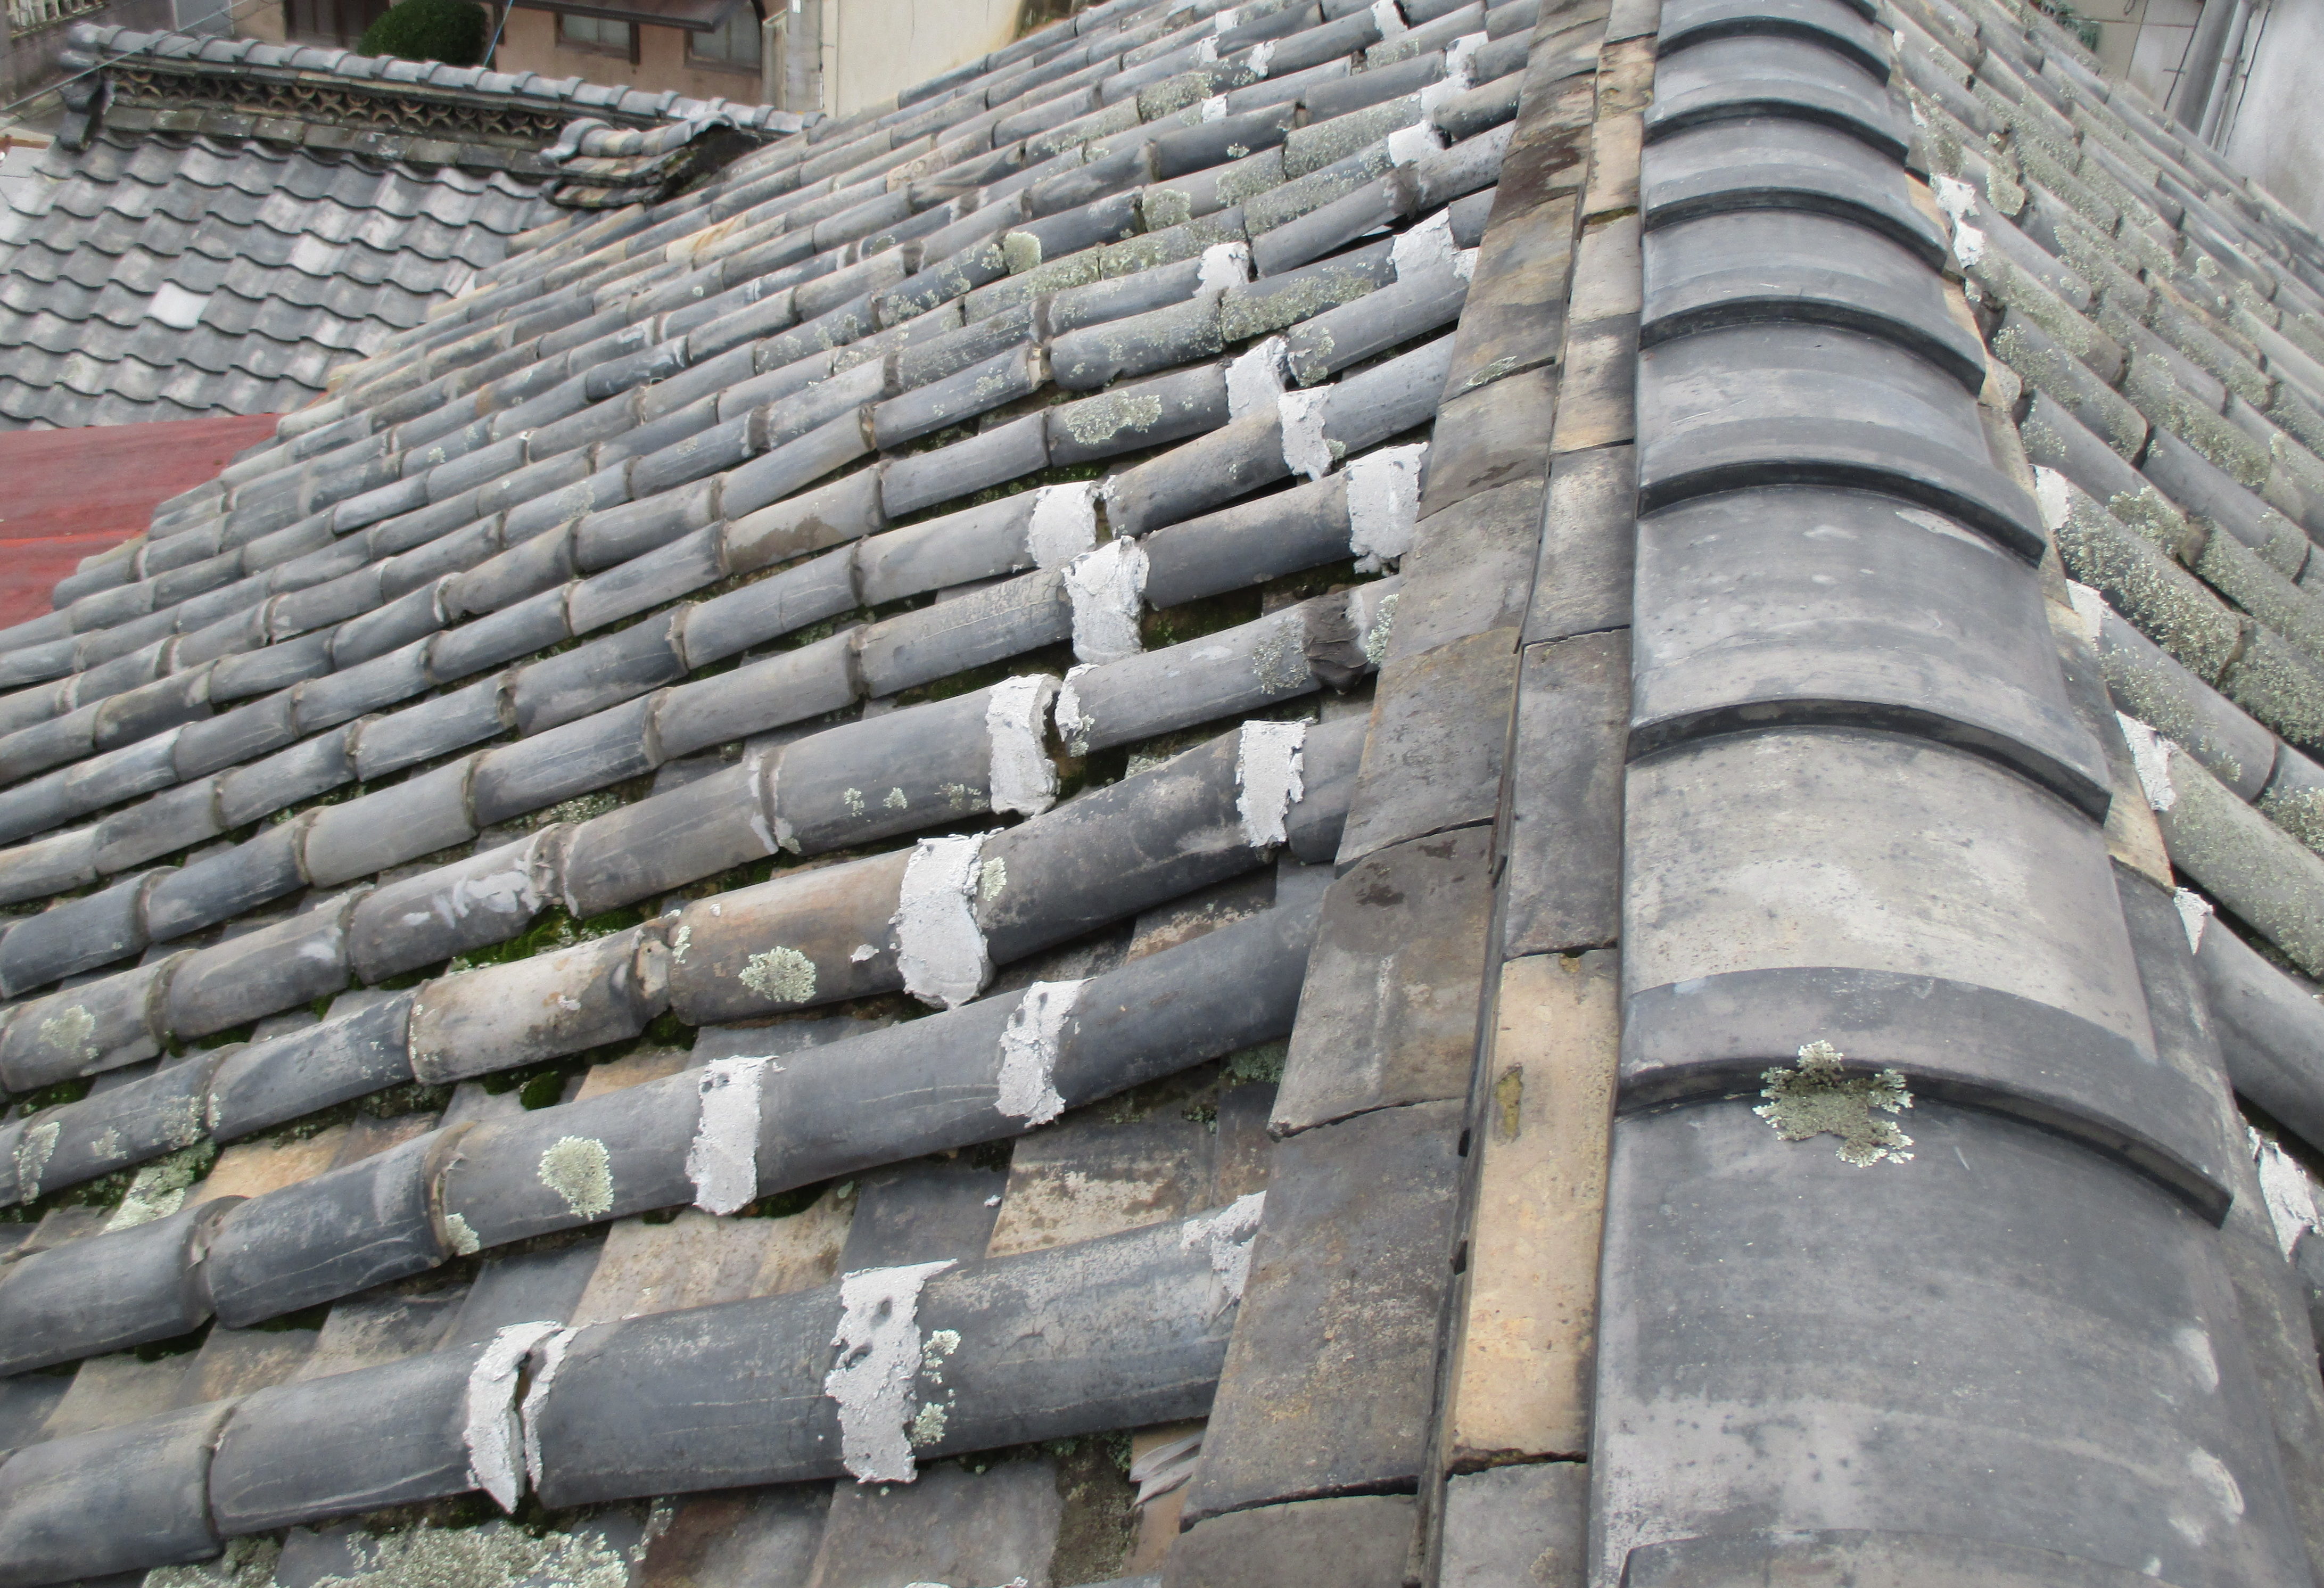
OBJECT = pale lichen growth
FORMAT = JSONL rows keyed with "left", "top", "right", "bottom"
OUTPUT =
{"left": 542, "top": 792, "right": 619, "bottom": 827}
{"left": 920, "top": 1328, "right": 962, "bottom": 1383}
{"left": 147, "top": 1536, "right": 282, "bottom": 1588}
{"left": 537, "top": 1136, "right": 615, "bottom": 1219}
{"left": 909, "top": 1400, "right": 950, "bottom": 1448}
{"left": 104, "top": 1142, "right": 217, "bottom": 1232}
{"left": 36, "top": 1004, "right": 98, "bottom": 1066}
{"left": 445, "top": 1211, "right": 483, "bottom": 1255}
{"left": 1363, "top": 592, "right": 1399, "bottom": 665}
{"left": 1064, "top": 392, "right": 1164, "bottom": 447}
{"left": 300, "top": 1520, "right": 640, "bottom": 1588}
{"left": 741, "top": 945, "right": 818, "bottom": 1003}
{"left": 1251, "top": 622, "right": 1309, "bottom": 692}
{"left": 2259, "top": 780, "right": 2324, "bottom": 858}
{"left": 978, "top": 857, "right": 1008, "bottom": 903}
{"left": 14, "top": 1119, "right": 60, "bottom": 1200}
{"left": 1754, "top": 1041, "right": 1915, "bottom": 1166}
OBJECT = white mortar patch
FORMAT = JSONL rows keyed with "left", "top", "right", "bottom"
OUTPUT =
{"left": 2066, "top": 580, "right": 2108, "bottom": 645}
{"left": 1227, "top": 336, "right": 1289, "bottom": 418}
{"left": 1345, "top": 443, "right": 1427, "bottom": 570}
{"left": 1026, "top": 480, "right": 1099, "bottom": 567}
{"left": 893, "top": 835, "right": 992, "bottom": 1010}
{"left": 1951, "top": 221, "right": 1987, "bottom": 267}
{"left": 996, "top": 980, "right": 1084, "bottom": 1126}
{"left": 2253, "top": 1129, "right": 2319, "bottom": 1259}
{"left": 1181, "top": 1191, "right": 1266, "bottom": 1317}
{"left": 1418, "top": 75, "right": 1463, "bottom": 115}
{"left": 1249, "top": 38, "right": 1275, "bottom": 76}
{"left": 1065, "top": 538, "right": 1149, "bottom": 664}
{"left": 1390, "top": 209, "right": 1456, "bottom": 279}
{"left": 1200, "top": 93, "right": 1230, "bottom": 121}
{"left": 2033, "top": 465, "right": 2073, "bottom": 533}
{"left": 1198, "top": 240, "right": 1252, "bottom": 292}
{"left": 1053, "top": 664, "right": 1097, "bottom": 756}
{"left": 765, "top": 754, "right": 801, "bottom": 855}
{"left": 1932, "top": 172, "right": 1980, "bottom": 230}
{"left": 1387, "top": 120, "right": 1445, "bottom": 164}
{"left": 434, "top": 857, "right": 541, "bottom": 927}
{"left": 1370, "top": 0, "right": 1406, "bottom": 35}
{"left": 2117, "top": 713, "right": 2177, "bottom": 811}
{"left": 985, "top": 675, "right": 1060, "bottom": 817}
{"left": 1445, "top": 29, "right": 1486, "bottom": 87}
{"left": 2173, "top": 887, "right": 2214, "bottom": 953}
{"left": 519, "top": 1326, "right": 575, "bottom": 1491}
{"left": 1235, "top": 720, "right": 1307, "bottom": 850}
{"left": 1277, "top": 389, "right": 1333, "bottom": 481}
{"left": 826, "top": 1259, "right": 958, "bottom": 1484}
{"left": 687, "top": 1056, "right": 777, "bottom": 1215}
{"left": 464, "top": 1320, "right": 565, "bottom": 1512}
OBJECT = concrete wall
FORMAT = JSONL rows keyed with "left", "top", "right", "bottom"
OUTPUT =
{"left": 6, "top": 0, "right": 171, "bottom": 104}
{"left": 820, "top": 0, "right": 1018, "bottom": 116}
{"left": 2216, "top": 0, "right": 2324, "bottom": 235}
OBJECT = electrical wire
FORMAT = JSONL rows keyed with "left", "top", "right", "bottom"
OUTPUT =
{"left": 481, "top": 0, "right": 509, "bottom": 69}
{"left": 0, "top": 0, "right": 274, "bottom": 127}
{"left": 2209, "top": 0, "right": 2271, "bottom": 151}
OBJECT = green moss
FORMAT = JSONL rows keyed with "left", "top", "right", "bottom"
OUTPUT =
{"left": 1142, "top": 586, "right": 1264, "bottom": 651}
{"left": 894, "top": 646, "right": 1073, "bottom": 709}
{"left": 358, "top": 0, "right": 488, "bottom": 65}
{"left": 737, "top": 1178, "right": 836, "bottom": 1219}
{"left": 14, "top": 1076, "right": 89, "bottom": 1115}
{"left": 1223, "top": 1041, "right": 1287, "bottom": 1085}
{"left": 134, "top": 1319, "right": 213, "bottom": 1361}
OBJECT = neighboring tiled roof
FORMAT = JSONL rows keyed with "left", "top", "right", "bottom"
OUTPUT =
{"left": 0, "top": 131, "right": 558, "bottom": 426}
{"left": 0, "top": 25, "right": 807, "bottom": 430}
{"left": 3, "top": 0, "right": 2324, "bottom": 1579}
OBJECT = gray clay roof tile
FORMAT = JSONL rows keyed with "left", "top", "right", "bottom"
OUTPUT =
{"left": 5, "top": 0, "right": 2324, "bottom": 1580}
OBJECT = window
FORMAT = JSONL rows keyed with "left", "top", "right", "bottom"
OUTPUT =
{"left": 557, "top": 11, "right": 637, "bottom": 57}
{"left": 286, "top": 0, "right": 391, "bottom": 45}
{"left": 689, "top": 0, "right": 761, "bottom": 69}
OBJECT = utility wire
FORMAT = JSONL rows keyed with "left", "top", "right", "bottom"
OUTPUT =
{"left": 1, "top": 0, "right": 306, "bottom": 128}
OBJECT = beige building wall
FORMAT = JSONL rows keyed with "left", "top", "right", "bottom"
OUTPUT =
{"left": 236, "top": 0, "right": 1020, "bottom": 117}
{"left": 820, "top": 0, "right": 1020, "bottom": 116}
{"left": 491, "top": 5, "right": 767, "bottom": 103}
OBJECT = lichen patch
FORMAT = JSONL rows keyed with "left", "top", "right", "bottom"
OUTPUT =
{"left": 299, "top": 1520, "right": 639, "bottom": 1588}
{"left": 1753, "top": 1041, "right": 1915, "bottom": 1166}
{"left": 741, "top": 945, "right": 818, "bottom": 1004}
{"left": 537, "top": 1136, "right": 615, "bottom": 1219}
{"left": 37, "top": 1004, "right": 98, "bottom": 1066}
{"left": 104, "top": 1142, "right": 217, "bottom": 1232}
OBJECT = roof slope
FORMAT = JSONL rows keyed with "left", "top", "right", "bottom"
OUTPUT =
{"left": 3, "top": 0, "right": 2324, "bottom": 1581}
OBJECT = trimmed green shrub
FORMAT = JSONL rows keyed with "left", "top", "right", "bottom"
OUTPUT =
{"left": 358, "top": 0, "right": 490, "bottom": 65}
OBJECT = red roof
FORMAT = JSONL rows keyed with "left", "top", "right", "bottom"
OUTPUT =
{"left": 0, "top": 413, "right": 282, "bottom": 627}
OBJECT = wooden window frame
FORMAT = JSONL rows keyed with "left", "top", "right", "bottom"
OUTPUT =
{"left": 557, "top": 11, "right": 640, "bottom": 62}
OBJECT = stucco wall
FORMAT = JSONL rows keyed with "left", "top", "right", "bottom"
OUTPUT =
{"left": 821, "top": 0, "right": 1018, "bottom": 116}
{"left": 2217, "top": 0, "right": 2324, "bottom": 235}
